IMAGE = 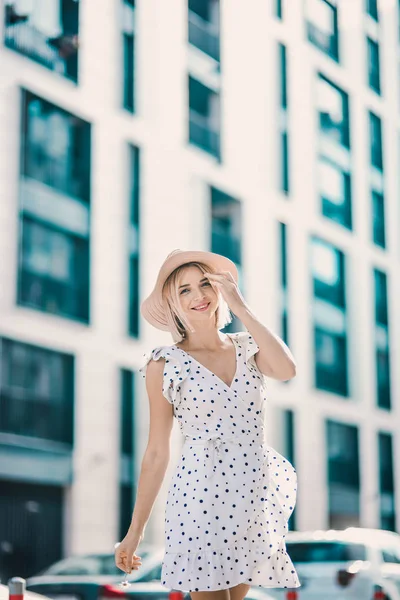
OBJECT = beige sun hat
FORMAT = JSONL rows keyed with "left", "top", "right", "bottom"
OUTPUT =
{"left": 140, "top": 249, "right": 239, "bottom": 331}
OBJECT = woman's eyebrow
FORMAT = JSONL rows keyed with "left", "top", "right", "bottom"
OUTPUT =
{"left": 178, "top": 277, "right": 208, "bottom": 289}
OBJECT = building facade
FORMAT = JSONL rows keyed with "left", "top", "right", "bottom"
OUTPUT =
{"left": 0, "top": 0, "right": 400, "bottom": 581}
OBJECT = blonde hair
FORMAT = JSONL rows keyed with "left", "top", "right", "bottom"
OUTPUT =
{"left": 162, "top": 261, "right": 233, "bottom": 343}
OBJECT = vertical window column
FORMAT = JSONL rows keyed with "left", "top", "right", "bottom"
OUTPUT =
{"left": 311, "top": 238, "right": 348, "bottom": 396}
{"left": 121, "top": 0, "right": 135, "bottom": 112}
{"left": 369, "top": 112, "right": 385, "bottom": 248}
{"left": 19, "top": 89, "right": 91, "bottom": 322}
{"left": 119, "top": 369, "right": 136, "bottom": 541}
{"left": 374, "top": 269, "right": 391, "bottom": 410}
{"left": 316, "top": 74, "right": 352, "bottom": 230}
{"left": 211, "top": 188, "right": 242, "bottom": 332}
{"left": 378, "top": 432, "right": 396, "bottom": 531}
{"left": 279, "top": 222, "right": 289, "bottom": 345}
{"left": 327, "top": 420, "right": 360, "bottom": 528}
{"left": 128, "top": 145, "right": 140, "bottom": 337}
{"left": 306, "top": 0, "right": 339, "bottom": 62}
{"left": 278, "top": 42, "right": 290, "bottom": 195}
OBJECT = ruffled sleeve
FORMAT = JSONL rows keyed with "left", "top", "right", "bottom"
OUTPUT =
{"left": 139, "top": 346, "right": 191, "bottom": 406}
{"left": 237, "top": 331, "right": 268, "bottom": 389}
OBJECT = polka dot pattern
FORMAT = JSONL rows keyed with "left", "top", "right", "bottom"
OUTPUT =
{"left": 139, "top": 331, "right": 301, "bottom": 593}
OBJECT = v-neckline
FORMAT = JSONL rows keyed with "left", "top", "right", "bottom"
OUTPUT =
{"left": 172, "top": 333, "right": 239, "bottom": 392}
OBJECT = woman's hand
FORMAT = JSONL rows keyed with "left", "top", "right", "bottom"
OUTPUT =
{"left": 115, "top": 529, "right": 144, "bottom": 574}
{"left": 205, "top": 271, "right": 248, "bottom": 317}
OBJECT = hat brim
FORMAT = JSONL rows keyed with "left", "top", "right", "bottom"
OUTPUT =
{"left": 140, "top": 250, "right": 239, "bottom": 331}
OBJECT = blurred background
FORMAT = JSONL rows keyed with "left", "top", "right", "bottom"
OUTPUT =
{"left": 0, "top": 0, "right": 399, "bottom": 588}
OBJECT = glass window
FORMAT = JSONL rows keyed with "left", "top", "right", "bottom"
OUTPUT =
{"left": 188, "top": 0, "right": 220, "bottom": 61}
{"left": 312, "top": 238, "right": 345, "bottom": 308}
{"left": 315, "top": 329, "right": 348, "bottom": 396}
{"left": 189, "top": 76, "right": 220, "bottom": 159}
{"left": 275, "top": 0, "right": 283, "bottom": 19}
{"left": 372, "top": 190, "right": 386, "bottom": 248}
{"left": 22, "top": 91, "right": 91, "bottom": 202}
{"left": 374, "top": 270, "right": 388, "bottom": 326}
{"left": 319, "top": 158, "right": 352, "bottom": 229}
{"left": 366, "top": 0, "right": 379, "bottom": 20}
{"left": 128, "top": 145, "right": 140, "bottom": 337}
{"left": 287, "top": 542, "right": 366, "bottom": 563}
{"left": 379, "top": 433, "right": 394, "bottom": 493}
{"left": 19, "top": 218, "right": 90, "bottom": 322}
{"left": 279, "top": 43, "right": 287, "bottom": 109}
{"left": 317, "top": 75, "right": 349, "bottom": 147}
{"left": 0, "top": 338, "right": 74, "bottom": 444}
{"left": 307, "top": 0, "right": 339, "bottom": 61}
{"left": 376, "top": 348, "right": 391, "bottom": 410}
{"left": 369, "top": 112, "right": 383, "bottom": 171}
{"left": 367, "top": 38, "right": 381, "bottom": 95}
{"left": 327, "top": 420, "right": 360, "bottom": 486}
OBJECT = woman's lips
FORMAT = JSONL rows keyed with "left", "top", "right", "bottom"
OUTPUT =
{"left": 192, "top": 302, "right": 210, "bottom": 312}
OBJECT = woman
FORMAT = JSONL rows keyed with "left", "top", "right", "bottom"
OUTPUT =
{"left": 115, "top": 249, "right": 300, "bottom": 599}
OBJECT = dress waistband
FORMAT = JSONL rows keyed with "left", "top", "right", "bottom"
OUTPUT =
{"left": 184, "top": 429, "right": 265, "bottom": 479}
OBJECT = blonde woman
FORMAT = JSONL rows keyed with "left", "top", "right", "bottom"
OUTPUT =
{"left": 115, "top": 249, "right": 300, "bottom": 600}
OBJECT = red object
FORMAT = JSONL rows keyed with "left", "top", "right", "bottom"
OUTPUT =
{"left": 8, "top": 578, "right": 26, "bottom": 600}
{"left": 169, "top": 592, "right": 184, "bottom": 600}
{"left": 286, "top": 591, "right": 298, "bottom": 600}
{"left": 99, "top": 585, "right": 128, "bottom": 598}
{"left": 373, "top": 588, "right": 387, "bottom": 600}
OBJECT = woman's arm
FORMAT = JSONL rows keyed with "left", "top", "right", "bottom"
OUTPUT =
{"left": 237, "top": 305, "right": 296, "bottom": 381}
{"left": 128, "top": 358, "right": 174, "bottom": 533}
{"left": 115, "top": 358, "right": 174, "bottom": 573}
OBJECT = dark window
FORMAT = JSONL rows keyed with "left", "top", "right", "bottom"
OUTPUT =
{"left": 315, "top": 329, "right": 348, "bottom": 396}
{"left": 369, "top": 111, "right": 383, "bottom": 171}
{"left": 319, "top": 158, "right": 352, "bottom": 229}
{"left": 287, "top": 542, "right": 366, "bottom": 563}
{"left": 307, "top": 0, "right": 339, "bottom": 61}
{"left": 367, "top": 38, "right": 381, "bottom": 95}
{"left": 21, "top": 90, "right": 91, "bottom": 202}
{"left": 211, "top": 188, "right": 242, "bottom": 332}
{"left": 372, "top": 191, "right": 386, "bottom": 248}
{"left": 275, "top": 0, "right": 283, "bottom": 18}
{"left": 280, "top": 222, "right": 288, "bottom": 289}
{"left": 123, "top": 33, "right": 135, "bottom": 112}
{"left": 327, "top": 420, "right": 360, "bottom": 527}
{"left": 312, "top": 238, "right": 345, "bottom": 308}
{"left": 188, "top": 0, "right": 220, "bottom": 62}
{"left": 317, "top": 75, "right": 350, "bottom": 148}
{"left": 374, "top": 269, "right": 388, "bottom": 326}
{"left": 0, "top": 338, "right": 74, "bottom": 445}
{"left": 19, "top": 218, "right": 90, "bottom": 322}
{"left": 382, "top": 549, "right": 400, "bottom": 563}
{"left": 378, "top": 433, "right": 396, "bottom": 531}
{"left": 119, "top": 369, "right": 136, "bottom": 540}
{"left": 280, "top": 131, "right": 290, "bottom": 194}
{"left": 4, "top": 0, "right": 79, "bottom": 81}
{"left": 279, "top": 43, "right": 288, "bottom": 109}
{"left": 128, "top": 145, "right": 140, "bottom": 337}
{"left": 366, "top": 0, "right": 379, "bottom": 20}
{"left": 376, "top": 347, "right": 391, "bottom": 410}
{"left": 189, "top": 76, "right": 220, "bottom": 159}
{"left": 211, "top": 188, "right": 241, "bottom": 265}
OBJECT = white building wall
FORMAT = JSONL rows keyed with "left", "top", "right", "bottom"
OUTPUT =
{"left": 0, "top": 0, "right": 400, "bottom": 559}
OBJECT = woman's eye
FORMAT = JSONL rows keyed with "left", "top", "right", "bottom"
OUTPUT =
{"left": 202, "top": 281, "right": 211, "bottom": 286}
{"left": 180, "top": 288, "right": 189, "bottom": 295}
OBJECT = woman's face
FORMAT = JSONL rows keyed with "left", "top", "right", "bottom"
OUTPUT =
{"left": 176, "top": 266, "right": 219, "bottom": 326}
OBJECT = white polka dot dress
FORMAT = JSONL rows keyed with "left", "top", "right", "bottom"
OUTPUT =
{"left": 139, "top": 330, "right": 301, "bottom": 593}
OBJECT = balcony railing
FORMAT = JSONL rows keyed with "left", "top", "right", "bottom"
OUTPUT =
{"left": 188, "top": 10, "right": 220, "bottom": 62}
{"left": 4, "top": 4, "right": 79, "bottom": 81}
{"left": 189, "top": 109, "right": 220, "bottom": 158}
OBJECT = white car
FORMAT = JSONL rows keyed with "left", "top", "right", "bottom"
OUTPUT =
{"left": 268, "top": 527, "right": 400, "bottom": 600}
